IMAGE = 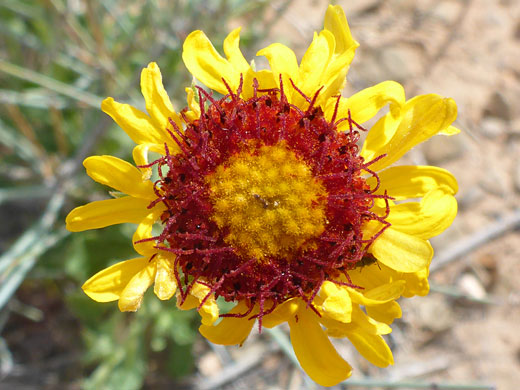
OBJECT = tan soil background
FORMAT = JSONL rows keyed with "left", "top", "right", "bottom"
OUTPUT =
{"left": 194, "top": 1, "right": 520, "bottom": 389}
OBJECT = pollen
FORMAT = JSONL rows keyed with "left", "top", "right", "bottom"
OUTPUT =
{"left": 207, "top": 143, "right": 327, "bottom": 260}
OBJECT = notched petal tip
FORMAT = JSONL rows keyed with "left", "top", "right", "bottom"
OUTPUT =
{"left": 100, "top": 96, "right": 115, "bottom": 111}
{"left": 337, "top": 80, "right": 405, "bottom": 126}
{"left": 183, "top": 29, "right": 240, "bottom": 94}
{"left": 324, "top": 4, "right": 359, "bottom": 54}
{"left": 146, "top": 61, "right": 159, "bottom": 70}
{"left": 140, "top": 61, "right": 182, "bottom": 135}
{"left": 361, "top": 93, "right": 459, "bottom": 171}
{"left": 387, "top": 189, "right": 458, "bottom": 239}
{"left": 118, "top": 259, "right": 157, "bottom": 312}
{"left": 223, "top": 27, "right": 250, "bottom": 73}
{"left": 256, "top": 43, "right": 299, "bottom": 90}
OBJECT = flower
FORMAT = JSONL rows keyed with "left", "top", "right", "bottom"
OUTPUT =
{"left": 66, "top": 5, "right": 459, "bottom": 386}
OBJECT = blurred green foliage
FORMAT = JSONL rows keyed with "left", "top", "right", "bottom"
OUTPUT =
{"left": 0, "top": 0, "right": 289, "bottom": 387}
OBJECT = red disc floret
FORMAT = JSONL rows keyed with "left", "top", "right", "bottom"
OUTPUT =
{"left": 139, "top": 79, "right": 391, "bottom": 323}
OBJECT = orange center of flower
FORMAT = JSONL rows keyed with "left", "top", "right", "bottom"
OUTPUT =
{"left": 206, "top": 143, "right": 326, "bottom": 260}
{"left": 144, "top": 80, "right": 390, "bottom": 322}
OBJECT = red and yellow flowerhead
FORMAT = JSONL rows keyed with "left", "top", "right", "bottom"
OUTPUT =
{"left": 66, "top": 5, "right": 459, "bottom": 386}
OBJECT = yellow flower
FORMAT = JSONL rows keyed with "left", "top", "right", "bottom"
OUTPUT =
{"left": 66, "top": 5, "right": 459, "bottom": 386}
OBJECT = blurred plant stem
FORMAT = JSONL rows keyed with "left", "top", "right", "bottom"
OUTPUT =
{"left": 0, "top": 190, "right": 68, "bottom": 310}
{"left": 0, "top": 59, "right": 104, "bottom": 108}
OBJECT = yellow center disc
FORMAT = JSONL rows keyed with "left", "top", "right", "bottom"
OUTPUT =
{"left": 206, "top": 143, "right": 327, "bottom": 260}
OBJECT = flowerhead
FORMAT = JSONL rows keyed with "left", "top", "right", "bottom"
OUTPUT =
{"left": 66, "top": 5, "right": 459, "bottom": 386}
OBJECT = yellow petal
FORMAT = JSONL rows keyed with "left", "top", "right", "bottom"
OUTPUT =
{"left": 257, "top": 43, "right": 299, "bottom": 93}
{"left": 330, "top": 81, "right": 405, "bottom": 126}
{"left": 242, "top": 68, "right": 278, "bottom": 99}
{"left": 367, "top": 223, "right": 433, "bottom": 273}
{"left": 323, "top": 305, "right": 391, "bottom": 338}
{"left": 118, "top": 258, "right": 157, "bottom": 312}
{"left": 441, "top": 124, "right": 461, "bottom": 135}
{"left": 66, "top": 196, "right": 151, "bottom": 232}
{"left": 387, "top": 189, "right": 458, "bottom": 239}
{"left": 315, "top": 47, "right": 356, "bottom": 108}
{"left": 176, "top": 293, "right": 195, "bottom": 310}
{"left": 402, "top": 267, "right": 430, "bottom": 298}
{"left": 182, "top": 30, "right": 240, "bottom": 95}
{"left": 83, "top": 155, "right": 155, "bottom": 199}
{"left": 133, "top": 206, "right": 164, "bottom": 256}
{"left": 262, "top": 298, "right": 299, "bottom": 328}
{"left": 315, "top": 5, "right": 359, "bottom": 108}
{"left": 349, "top": 262, "right": 430, "bottom": 299}
{"left": 360, "top": 109, "right": 402, "bottom": 162}
{"left": 132, "top": 143, "right": 165, "bottom": 181}
{"left": 154, "top": 253, "right": 177, "bottom": 300}
{"left": 346, "top": 331, "right": 394, "bottom": 367}
{"left": 184, "top": 87, "right": 201, "bottom": 121}
{"left": 361, "top": 94, "right": 458, "bottom": 171}
{"left": 319, "top": 68, "right": 349, "bottom": 111}
{"left": 319, "top": 281, "right": 352, "bottom": 323}
{"left": 101, "top": 97, "right": 166, "bottom": 145}
{"left": 82, "top": 257, "right": 149, "bottom": 302}
{"left": 315, "top": 43, "right": 359, "bottom": 108}
{"left": 199, "top": 301, "right": 256, "bottom": 346}
{"left": 223, "top": 28, "right": 250, "bottom": 74}
{"left": 346, "top": 280, "right": 405, "bottom": 306}
{"left": 140, "top": 62, "right": 182, "bottom": 132}
{"left": 323, "top": 4, "right": 358, "bottom": 56}
{"left": 367, "top": 165, "right": 458, "bottom": 200}
{"left": 224, "top": 30, "right": 261, "bottom": 99}
{"left": 297, "top": 30, "right": 334, "bottom": 103}
{"left": 289, "top": 304, "right": 352, "bottom": 386}
{"left": 366, "top": 301, "right": 402, "bottom": 325}
{"left": 177, "top": 282, "right": 219, "bottom": 325}
{"left": 347, "top": 262, "right": 393, "bottom": 291}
